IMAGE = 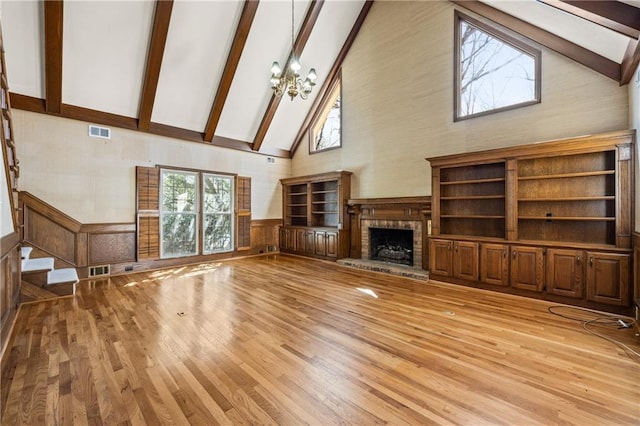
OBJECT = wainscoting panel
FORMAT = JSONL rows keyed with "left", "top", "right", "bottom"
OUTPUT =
{"left": 24, "top": 208, "right": 76, "bottom": 264}
{"left": 88, "top": 232, "right": 136, "bottom": 265}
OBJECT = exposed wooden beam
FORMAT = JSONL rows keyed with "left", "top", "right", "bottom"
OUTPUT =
{"left": 204, "top": 0, "right": 260, "bottom": 142}
{"left": 621, "top": 38, "right": 640, "bottom": 85}
{"left": 10, "top": 93, "right": 291, "bottom": 158}
{"left": 252, "top": 0, "right": 325, "bottom": 152}
{"left": 540, "top": 1, "right": 639, "bottom": 39}
{"left": 451, "top": 0, "right": 621, "bottom": 82}
{"left": 44, "top": 0, "right": 64, "bottom": 114}
{"left": 290, "top": 0, "right": 374, "bottom": 157}
{"left": 138, "top": 0, "right": 174, "bottom": 131}
{"left": 559, "top": 1, "right": 640, "bottom": 36}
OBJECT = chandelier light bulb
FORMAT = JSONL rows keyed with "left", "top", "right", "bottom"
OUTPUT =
{"left": 271, "top": 62, "right": 281, "bottom": 75}
{"left": 290, "top": 59, "right": 301, "bottom": 73}
{"left": 307, "top": 68, "right": 317, "bottom": 81}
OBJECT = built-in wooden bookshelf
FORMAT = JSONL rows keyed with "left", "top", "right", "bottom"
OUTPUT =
{"left": 427, "top": 130, "right": 634, "bottom": 313}
{"left": 280, "top": 171, "right": 352, "bottom": 260}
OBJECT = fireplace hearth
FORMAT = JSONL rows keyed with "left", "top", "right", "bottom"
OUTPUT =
{"left": 369, "top": 228, "right": 414, "bottom": 266}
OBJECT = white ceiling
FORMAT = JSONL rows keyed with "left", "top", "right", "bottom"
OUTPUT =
{"left": 1, "top": 0, "right": 637, "bottom": 156}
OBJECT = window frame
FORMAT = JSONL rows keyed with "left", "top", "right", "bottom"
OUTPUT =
{"left": 159, "top": 169, "right": 199, "bottom": 259}
{"left": 454, "top": 11, "right": 542, "bottom": 122}
{"left": 309, "top": 73, "right": 342, "bottom": 154}
{"left": 202, "top": 173, "right": 235, "bottom": 255}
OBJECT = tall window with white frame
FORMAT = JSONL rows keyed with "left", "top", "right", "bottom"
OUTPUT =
{"left": 160, "top": 170, "right": 198, "bottom": 258}
{"left": 203, "top": 174, "right": 234, "bottom": 254}
{"left": 454, "top": 11, "right": 541, "bottom": 121}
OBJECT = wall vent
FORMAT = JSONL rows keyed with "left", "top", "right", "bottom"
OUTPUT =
{"left": 88, "top": 125, "right": 111, "bottom": 139}
{"left": 89, "top": 265, "right": 110, "bottom": 277}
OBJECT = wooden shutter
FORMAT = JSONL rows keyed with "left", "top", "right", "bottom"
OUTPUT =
{"left": 136, "top": 166, "right": 160, "bottom": 260}
{"left": 236, "top": 176, "right": 251, "bottom": 250}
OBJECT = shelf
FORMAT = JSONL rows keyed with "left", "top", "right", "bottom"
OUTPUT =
{"left": 287, "top": 203, "right": 307, "bottom": 207}
{"left": 312, "top": 190, "right": 338, "bottom": 195}
{"left": 518, "top": 216, "right": 615, "bottom": 221}
{"left": 288, "top": 215, "right": 307, "bottom": 218}
{"left": 518, "top": 170, "right": 614, "bottom": 181}
{"left": 312, "top": 211, "right": 338, "bottom": 214}
{"left": 518, "top": 196, "right": 615, "bottom": 202}
{"left": 440, "top": 177, "right": 505, "bottom": 185}
{"left": 441, "top": 195, "right": 505, "bottom": 200}
{"left": 312, "top": 201, "right": 337, "bottom": 205}
{"left": 441, "top": 215, "right": 505, "bottom": 219}
{"left": 288, "top": 192, "right": 307, "bottom": 196}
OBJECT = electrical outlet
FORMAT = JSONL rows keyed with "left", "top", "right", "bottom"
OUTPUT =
{"left": 125, "top": 265, "right": 134, "bottom": 271}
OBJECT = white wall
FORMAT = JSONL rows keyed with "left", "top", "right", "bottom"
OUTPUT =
{"left": 292, "top": 1, "right": 629, "bottom": 199}
{"left": 0, "top": 145, "right": 14, "bottom": 237}
{"left": 13, "top": 110, "right": 290, "bottom": 223}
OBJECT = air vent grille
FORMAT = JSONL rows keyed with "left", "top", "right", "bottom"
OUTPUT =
{"left": 88, "top": 125, "right": 111, "bottom": 139}
{"left": 89, "top": 265, "right": 110, "bottom": 277}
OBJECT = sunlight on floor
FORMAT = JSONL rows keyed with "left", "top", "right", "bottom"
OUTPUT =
{"left": 357, "top": 288, "right": 378, "bottom": 298}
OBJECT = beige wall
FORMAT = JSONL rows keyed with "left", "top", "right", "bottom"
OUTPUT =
{"left": 292, "top": 1, "right": 629, "bottom": 199}
{"left": 630, "top": 67, "right": 640, "bottom": 231}
{"left": 14, "top": 110, "right": 290, "bottom": 223}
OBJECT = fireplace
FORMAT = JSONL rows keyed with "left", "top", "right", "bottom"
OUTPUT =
{"left": 369, "top": 228, "right": 414, "bottom": 266}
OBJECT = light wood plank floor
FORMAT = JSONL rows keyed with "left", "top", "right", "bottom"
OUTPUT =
{"left": 2, "top": 254, "right": 639, "bottom": 425}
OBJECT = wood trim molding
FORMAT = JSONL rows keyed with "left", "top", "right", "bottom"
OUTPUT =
{"left": 138, "top": 0, "right": 174, "bottom": 131}
{"left": 44, "top": 0, "right": 63, "bottom": 114}
{"left": 558, "top": 1, "right": 640, "bottom": 36}
{"left": 20, "top": 191, "right": 82, "bottom": 234}
{"left": 1, "top": 231, "right": 20, "bottom": 258}
{"left": 450, "top": 0, "right": 621, "bottom": 83}
{"left": 80, "top": 223, "right": 136, "bottom": 234}
{"left": 252, "top": 0, "right": 325, "bottom": 152}
{"left": 251, "top": 218, "right": 281, "bottom": 227}
{"left": 204, "top": 0, "right": 260, "bottom": 142}
{"left": 290, "top": 0, "right": 373, "bottom": 157}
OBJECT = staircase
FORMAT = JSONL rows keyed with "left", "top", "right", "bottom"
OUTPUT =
{"left": 21, "top": 246, "right": 78, "bottom": 299}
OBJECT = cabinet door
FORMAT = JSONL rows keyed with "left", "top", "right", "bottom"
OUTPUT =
{"left": 304, "top": 230, "right": 315, "bottom": 254}
{"left": 546, "top": 249, "right": 584, "bottom": 298}
{"left": 315, "top": 231, "right": 327, "bottom": 257}
{"left": 510, "top": 246, "right": 544, "bottom": 291}
{"left": 480, "top": 243, "right": 509, "bottom": 286}
{"left": 279, "top": 228, "right": 295, "bottom": 251}
{"left": 429, "top": 239, "right": 453, "bottom": 277}
{"left": 586, "top": 252, "right": 630, "bottom": 305}
{"left": 453, "top": 241, "right": 479, "bottom": 281}
{"left": 295, "top": 228, "right": 308, "bottom": 252}
{"left": 325, "top": 231, "right": 338, "bottom": 258}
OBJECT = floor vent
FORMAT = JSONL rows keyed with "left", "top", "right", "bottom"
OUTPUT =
{"left": 89, "top": 265, "right": 110, "bottom": 277}
{"left": 88, "top": 125, "right": 111, "bottom": 139}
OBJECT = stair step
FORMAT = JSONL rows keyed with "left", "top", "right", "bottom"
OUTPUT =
{"left": 22, "top": 257, "right": 54, "bottom": 273}
{"left": 47, "top": 268, "right": 79, "bottom": 285}
{"left": 21, "top": 246, "right": 33, "bottom": 260}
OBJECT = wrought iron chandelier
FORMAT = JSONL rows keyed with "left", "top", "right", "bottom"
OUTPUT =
{"left": 270, "top": 0, "right": 317, "bottom": 100}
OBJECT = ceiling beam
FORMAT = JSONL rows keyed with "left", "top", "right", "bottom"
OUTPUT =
{"left": 290, "top": 0, "right": 374, "bottom": 157}
{"left": 204, "top": 0, "right": 260, "bottom": 142}
{"left": 539, "top": 1, "right": 639, "bottom": 39}
{"left": 44, "top": 0, "right": 64, "bottom": 114}
{"left": 621, "top": 38, "right": 640, "bottom": 85}
{"left": 252, "top": 0, "right": 325, "bottom": 152}
{"left": 138, "top": 0, "right": 174, "bottom": 131}
{"left": 559, "top": 1, "right": 640, "bottom": 36}
{"left": 10, "top": 93, "right": 290, "bottom": 158}
{"left": 451, "top": 1, "right": 621, "bottom": 82}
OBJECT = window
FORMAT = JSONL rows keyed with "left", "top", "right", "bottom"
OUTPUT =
{"left": 203, "top": 174, "right": 234, "bottom": 254}
{"left": 160, "top": 170, "right": 198, "bottom": 258}
{"left": 310, "top": 77, "right": 341, "bottom": 153}
{"left": 454, "top": 12, "right": 541, "bottom": 121}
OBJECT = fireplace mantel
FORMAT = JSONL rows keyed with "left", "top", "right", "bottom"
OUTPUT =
{"left": 347, "top": 196, "right": 431, "bottom": 270}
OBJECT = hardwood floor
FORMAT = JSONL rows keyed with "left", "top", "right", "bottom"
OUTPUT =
{"left": 1, "top": 254, "right": 639, "bottom": 425}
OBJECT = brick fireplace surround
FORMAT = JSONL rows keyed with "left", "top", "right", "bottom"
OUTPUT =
{"left": 346, "top": 197, "right": 431, "bottom": 271}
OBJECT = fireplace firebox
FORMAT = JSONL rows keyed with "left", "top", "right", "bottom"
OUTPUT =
{"left": 369, "top": 228, "right": 414, "bottom": 266}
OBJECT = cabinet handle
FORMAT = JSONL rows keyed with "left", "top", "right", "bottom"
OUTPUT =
{"left": 455, "top": 243, "right": 458, "bottom": 252}
{"left": 512, "top": 250, "right": 517, "bottom": 259}
{"left": 448, "top": 242, "right": 452, "bottom": 251}
{"left": 503, "top": 248, "right": 506, "bottom": 258}
{"left": 576, "top": 256, "right": 581, "bottom": 264}
{"left": 589, "top": 257, "right": 593, "bottom": 267}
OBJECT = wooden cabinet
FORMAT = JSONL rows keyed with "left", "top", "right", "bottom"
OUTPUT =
{"left": 480, "top": 243, "right": 509, "bottom": 286}
{"left": 453, "top": 241, "right": 479, "bottom": 281}
{"left": 546, "top": 249, "right": 584, "bottom": 298}
{"left": 429, "top": 239, "right": 453, "bottom": 277}
{"left": 428, "top": 130, "right": 634, "bottom": 311}
{"left": 280, "top": 171, "right": 351, "bottom": 260}
{"left": 586, "top": 252, "right": 630, "bottom": 306}
{"left": 510, "top": 246, "right": 544, "bottom": 292}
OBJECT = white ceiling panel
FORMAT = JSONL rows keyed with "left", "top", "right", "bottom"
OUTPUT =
{"left": 216, "top": 0, "right": 312, "bottom": 142}
{"left": 481, "top": 0, "right": 630, "bottom": 63}
{"left": 63, "top": 1, "right": 154, "bottom": 117}
{"left": 2, "top": 0, "right": 44, "bottom": 98}
{"left": 264, "top": 0, "right": 365, "bottom": 151}
{"left": 151, "top": 0, "right": 243, "bottom": 132}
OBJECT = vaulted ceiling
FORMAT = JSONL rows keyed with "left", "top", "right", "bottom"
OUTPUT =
{"left": 2, "top": 0, "right": 639, "bottom": 159}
